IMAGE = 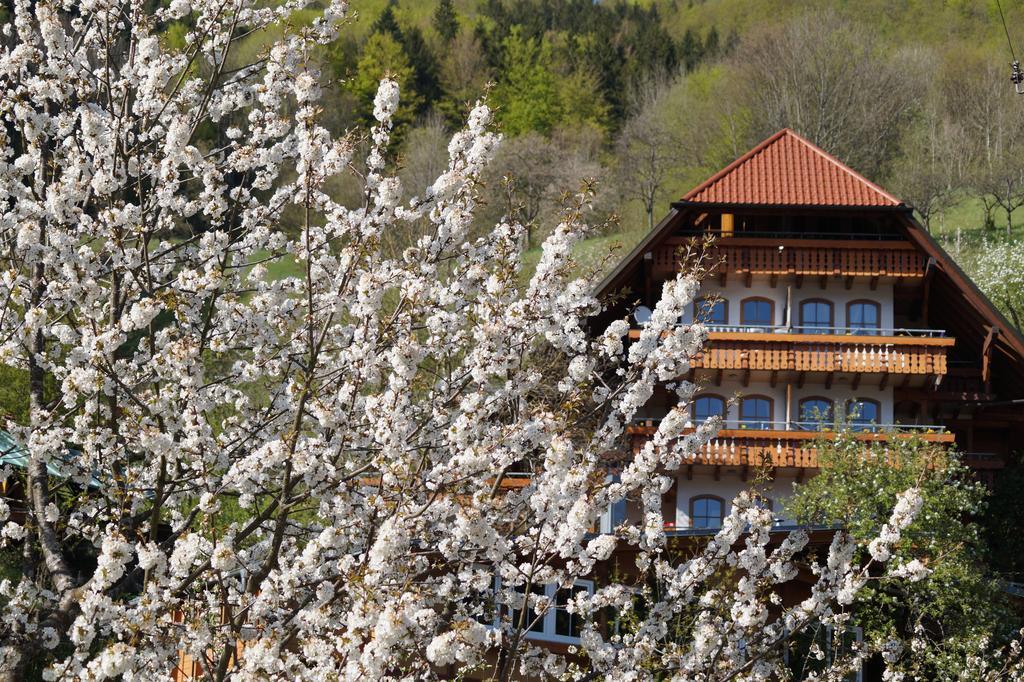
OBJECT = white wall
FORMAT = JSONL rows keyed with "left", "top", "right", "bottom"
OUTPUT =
{"left": 674, "top": 472, "right": 802, "bottom": 527}
{"left": 678, "top": 275, "right": 895, "bottom": 330}
{"left": 688, "top": 378, "right": 895, "bottom": 426}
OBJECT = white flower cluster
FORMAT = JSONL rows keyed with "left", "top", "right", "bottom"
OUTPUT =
{"left": 0, "top": 2, "right": 987, "bottom": 680}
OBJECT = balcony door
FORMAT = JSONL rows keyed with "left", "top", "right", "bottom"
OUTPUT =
{"left": 799, "top": 299, "right": 833, "bottom": 334}
{"left": 740, "top": 396, "right": 773, "bottom": 429}
{"left": 740, "top": 297, "right": 774, "bottom": 330}
{"left": 847, "top": 300, "right": 881, "bottom": 333}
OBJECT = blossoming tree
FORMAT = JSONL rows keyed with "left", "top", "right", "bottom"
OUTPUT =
{"left": 0, "top": 2, "right": 1013, "bottom": 680}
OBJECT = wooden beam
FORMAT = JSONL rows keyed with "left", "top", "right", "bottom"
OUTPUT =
{"left": 745, "top": 271, "right": 753, "bottom": 288}
{"left": 718, "top": 270, "right": 727, "bottom": 287}
{"left": 844, "top": 275, "right": 854, "bottom": 290}
{"left": 870, "top": 275, "right": 879, "bottom": 291}
{"left": 741, "top": 465, "right": 749, "bottom": 482}
{"left": 742, "top": 368, "right": 750, "bottom": 387}
{"left": 714, "top": 369, "right": 723, "bottom": 387}
{"left": 770, "top": 274, "right": 778, "bottom": 288}
{"left": 713, "top": 465, "right": 721, "bottom": 481}
{"left": 879, "top": 373, "right": 890, "bottom": 391}
{"left": 825, "top": 372, "right": 834, "bottom": 390}
{"left": 770, "top": 370, "right": 778, "bottom": 388}
{"left": 899, "top": 374, "right": 912, "bottom": 389}
{"left": 797, "top": 371, "right": 806, "bottom": 389}
{"left": 796, "top": 468, "right": 806, "bottom": 484}
{"left": 851, "top": 373, "right": 861, "bottom": 391}
{"left": 795, "top": 274, "right": 804, "bottom": 289}
{"left": 921, "top": 256, "right": 937, "bottom": 322}
{"left": 981, "top": 325, "right": 1000, "bottom": 393}
{"left": 819, "top": 274, "right": 828, "bottom": 290}
{"left": 686, "top": 463, "right": 693, "bottom": 481}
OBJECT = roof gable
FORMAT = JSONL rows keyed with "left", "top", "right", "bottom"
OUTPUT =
{"left": 682, "top": 129, "right": 903, "bottom": 208}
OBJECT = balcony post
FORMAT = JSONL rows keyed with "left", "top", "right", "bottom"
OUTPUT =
{"left": 785, "top": 284, "right": 793, "bottom": 330}
{"left": 785, "top": 383, "right": 792, "bottom": 429}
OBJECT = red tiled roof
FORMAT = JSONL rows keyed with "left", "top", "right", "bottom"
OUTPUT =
{"left": 682, "top": 129, "right": 903, "bottom": 208}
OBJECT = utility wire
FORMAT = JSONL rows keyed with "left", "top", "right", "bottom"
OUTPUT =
{"left": 997, "top": 0, "right": 1018, "bottom": 62}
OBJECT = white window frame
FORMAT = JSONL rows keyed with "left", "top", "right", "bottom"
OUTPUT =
{"left": 498, "top": 578, "right": 595, "bottom": 644}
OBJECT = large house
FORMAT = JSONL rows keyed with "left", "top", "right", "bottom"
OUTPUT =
{"left": 595, "top": 128, "right": 1024, "bottom": 533}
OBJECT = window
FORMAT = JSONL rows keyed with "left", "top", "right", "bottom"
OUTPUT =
{"left": 847, "top": 300, "right": 881, "bottom": 333}
{"left": 599, "top": 474, "right": 627, "bottom": 534}
{"left": 511, "top": 583, "right": 547, "bottom": 634}
{"left": 693, "top": 394, "right": 726, "bottom": 423}
{"left": 690, "top": 495, "right": 724, "bottom": 529}
{"left": 847, "top": 398, "right": 880, "bottom": 430}
{"left": 553, "top": 583, "right": 591, "bottom": 639}
{"left": 799, "top": 397, "right": 833, "bottom": 429}
{"left": 799, "top": 299, "right": 833, "bottom": 333}
{"left": 740, "top": 297, "right": 774, "bottom": 328}
{"left": 740, "top": 396, "right": 773, "bottom": 429}
{"left": 694, "top": 297, "right": 728, "bottom": 325}
{"left": 508, "top": 581, "right": 595, "bottom": 642}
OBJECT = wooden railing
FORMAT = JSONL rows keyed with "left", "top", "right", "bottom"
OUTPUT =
{"left": 652, "top": 238, "right": 927, "bottom": 279}
{"left": 694, "top": 332, "right": 952, "bottom": 376}
{"left": 626, "top": 330, "right": 954, "bottom": 376}
{"left": 626, "top": 424, "right": 955, "bottom": 470}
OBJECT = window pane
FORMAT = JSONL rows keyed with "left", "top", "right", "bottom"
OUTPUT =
{"left": 554, "top": 585, "right": 590, "bottom": 638}
{"left": 692, "top": 497, "right": 723, "bottom": 529}
{"left": 800, "top": 301, "right": 832, "bottom": 333}
{"left": 800, "top": 399, "right": 833, "bottom": 426}
{"left": 741, "top": 397, "right": 771, "bottom": 428}
{"left": 696, "top": 299, "right": 727, "bottom": 325}
{"left": 694, "top": 396, "right": 725, "bottom": 422}
{"left": 849, "top": 303, "right": 879, "bottom": 332}
{"left": 512, "top": 584, "right": 546, "bottom": 633}
{"left": 848, "top": 400, "right": 879, "bottom": 428}
{"left": 742, "top": 300, "right": 772, "bottom": 326}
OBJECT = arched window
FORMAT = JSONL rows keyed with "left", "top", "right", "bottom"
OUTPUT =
{"left": 799, "top": 299, "right": 833, "bottom": 334}
{"left": 847, "top": 300, "right": 881, "bottom": 333}
{"left": 694, "top": 297, "right": 728, "bottom": 326}
{"left": 740, "top": 395, "right": 773, "bottom": 429}
{"left": 740, "top": 297, "right": 774, "bottom": 328}
{"left": 799, "top": 397, "right": 834, "bottom": 429}
{"left": 847, "top": 398, "right": 881, "bottom": 430}
{"left": 690, "top": 495, "right": 725, "bottom": 529}
{"left": 693, "top": 394, "right": 726, "bottom": 423}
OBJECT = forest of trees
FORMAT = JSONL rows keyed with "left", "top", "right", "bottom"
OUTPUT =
{"left": 7, "top": 0, "right": 1023, "bottom": 321}
{"left": 227, "top": 0, "right": 1024, "bottom": 316}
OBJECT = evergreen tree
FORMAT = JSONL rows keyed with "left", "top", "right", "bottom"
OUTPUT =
{"left": 433, "top": 0, "right": 459, "bottom": 44}
{"left": 704, "top": 26, "right": 720, "bottom": 58}
{"left": 371, "top": 0, "right": 403, "bottom": 43}
{"left": 679, "top": 28, "right": 703, "bottom": 72}
{"left": 401, "top": 26, "right": 443, "bottom": 113}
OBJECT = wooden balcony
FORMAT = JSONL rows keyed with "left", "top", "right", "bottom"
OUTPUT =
{"left": 694, "top": 331, "right": 951, "bottom": 376}
{"left": 626, "top": 422, "right": 955, "bottom": 470}
{"left": 626, "top": 329, "right": 953, "bottom": 378}
{"left": 652, "top": 237, "right": 926, "bottom": 280}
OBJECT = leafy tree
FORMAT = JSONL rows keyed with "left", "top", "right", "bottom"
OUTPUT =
{"left": 492, "top": 27, "right": 562, "bottom": 136}
{"left": 965, "top": 238, "right": 1024, "bottom": 329}
{"left": 432, "top": 0, "right": 459, "bottom": 44}
{"left": 788, "top": 433, "right": 1020, "bottom": 679}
